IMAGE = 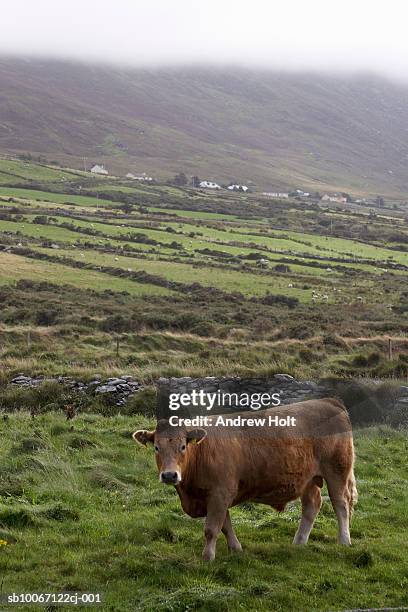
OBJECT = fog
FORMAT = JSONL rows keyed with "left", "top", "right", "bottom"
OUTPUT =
{"left": 1, "top": 0, "right": 408, "bottom": 78}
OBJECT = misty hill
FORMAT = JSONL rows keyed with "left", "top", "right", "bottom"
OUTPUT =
{"left": 1, "top": 58, "right": 408, "bottom": 196}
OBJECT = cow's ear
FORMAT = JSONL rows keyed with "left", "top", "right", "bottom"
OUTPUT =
{"left": 186, "top": 428, "right": 207, "bottom": 445}
{"left": 133, "top": 430, "right": 155, "bottom": 446}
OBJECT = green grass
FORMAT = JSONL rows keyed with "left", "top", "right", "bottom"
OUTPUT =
{"left": 30, "top": 247, "right": 314, "bottom": 300}
{"left": 0, "top": 174, "right": 407, "bottom": 372}
{"left": 0, "top": 413, "right": 406, "bottom": 612}
{"left": 0, "top": 252, "right": 174, "bottom": 296}
{"left": 0, "top": 159, "right": 84, "bottom": 182}
{"left": 148, "top": 206, "right": 245, "bottom": 221}
{"left": 0, "top": 187, "right": 120, "bottom": 208}
{"left": 163, "top": 221, "right": 408, "bottom": 266}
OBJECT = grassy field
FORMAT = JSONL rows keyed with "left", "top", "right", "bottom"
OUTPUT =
{"left": 0, "top": 159, "right": 407, "bottom": 611}
{"left": 0, "top": 159, "right": 406, "bottom": 379}
{"left": 0, "top": 187, "right": 121, "bottom": 209}
{"left": 0, "top": 252, "right": 173, "bottom": 296}
{"left": 0, "top": 414, "right": 406, "bottom": 612}
{"left": 0, "top": 159, "right": 85, "bottom": 183}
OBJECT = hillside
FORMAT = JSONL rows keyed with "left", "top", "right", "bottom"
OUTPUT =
{"left": 1, "top": 58, "right": 408, "bottom": 196}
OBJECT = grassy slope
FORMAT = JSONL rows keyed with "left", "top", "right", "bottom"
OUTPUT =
{"left": 2, "top": 59, "right": 408, "bottom": 196}
{"left": 0, "top": 252, "right": 173, "bottom": 296}
{"left": 0, "top": 159, "right": 84, "bottom": 182}
{"left": 0, "top": 179, "right": 407, "bottom": 306}
{"left": 0, "top": 187, "right": 121, "bottom": 208}
{"left": 0, "top": 414, "right": 406, "bottom": 612}
{"left": 0, "top": 175, "right": 407, "bottom": 381}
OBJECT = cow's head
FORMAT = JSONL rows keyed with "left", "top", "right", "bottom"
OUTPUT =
{"left": 133, "top": 420, "right": 207, "bottom": 485}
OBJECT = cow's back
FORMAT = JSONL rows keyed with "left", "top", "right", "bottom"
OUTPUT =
{"left": 178, "top": 398, "right": 354, "bottom": 513}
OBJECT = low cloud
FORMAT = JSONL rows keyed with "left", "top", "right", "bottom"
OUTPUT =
{"left": 1, "top": 0, "right": 408, "bottom": 79}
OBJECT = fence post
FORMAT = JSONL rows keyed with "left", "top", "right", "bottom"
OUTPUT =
{"left": 388, "top": 338, "right": 393, "bottom": 361}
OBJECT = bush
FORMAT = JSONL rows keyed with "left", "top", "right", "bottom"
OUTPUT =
{"left": 190, "top": 321, "right": 216, "bottom": 337}
{"left": 122, "top": 387, "right": 157, "bottom": 417}
{"left": 321, "top": 379, "right": 402, "bottom": 426}
{"left": 35, "top": 309, "right": 58, "bottom": 326}
{"left": 0, "top": 381, "right": 67, "bottom": 413}
{"left": 100, "top": 315, "right": 129, "bottom": 333}
{"left": 352, "top": 352, "right": 381, "bottom": 368}
{"left": 173, "top": 312, "right": 201, "bottom": 331}
{"left": 298, "top": 348, "right": 320, "bottom": 364}
{"left": 273, "top": 264, "right": 291, "bottom": 273}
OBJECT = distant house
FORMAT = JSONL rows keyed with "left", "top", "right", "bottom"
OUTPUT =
{"left": 294, "top": 189, "right": 310, "bottom": 197}
{"left": 199, "top": 180, "right": 221, "bottom": 189}
{"left": 228, "top": 184, "right": 249, "bottom": 192}
{"left": 126, "top": 172, "right": 153, "bottom": 181}
{"left": 91, "top": 164, "right": 108, "bottom": 175}
{"left": 262, "top": 192, "right": 289, "bottom": 199}
{"left": 321, "top": 193, "right": 347, "bottom": 203}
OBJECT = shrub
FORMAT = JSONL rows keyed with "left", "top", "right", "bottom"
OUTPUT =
{"left": 0, "top": 381, "right": 67, "bottom": 413}
{"left": 190, "top": 321, "right": 216, "bottom": 337}
{"left": 100, "top": 315, "right": 129, "bottom": 333}
{"left": 322, "top": 379, "right": 401, "bottom": 426}
{"left": 35, "top": 309, "right": 58, "bottom": 326}
{"left": 273, "top": 264, "right": 291, "bottom": 273}
{"left": 298, "top": 348, "right": 320, "bottom": 364}
{"left": 352, "top": 352, "right": 381, "bottom": 368}
{"left": 122, "top": 387, "right": 156, "bottom": 417}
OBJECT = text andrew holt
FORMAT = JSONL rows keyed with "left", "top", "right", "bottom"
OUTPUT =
{"left": 169, "top": 415, "right": 297, "bottom": 427}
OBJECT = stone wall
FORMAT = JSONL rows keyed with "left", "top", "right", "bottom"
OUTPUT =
{"left": 157, "top": 374, "right": 324, "bottom": 419}
{"left": 156, "top": 375, "right": 408, "bottom": 425}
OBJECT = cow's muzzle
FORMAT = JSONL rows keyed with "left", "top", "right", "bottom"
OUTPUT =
{"left": 160, "top": 471, "right": 180, "bottom": 485}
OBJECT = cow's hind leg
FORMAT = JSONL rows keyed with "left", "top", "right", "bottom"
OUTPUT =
{"left": 222, "top": 510, "right": 242, "bottom": 553}
{"left": 326, "top": 474, "right": 354, "bottom": 545}
{"left": 293, "top": 478, "right": 322, "bottom": 545}
{"left": 203, "top": 495, "right": 229, "bottom": 561}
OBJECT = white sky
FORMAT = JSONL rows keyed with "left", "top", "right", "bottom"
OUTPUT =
{"left": 1, "top": 0, "right": 408, "bottom": 78}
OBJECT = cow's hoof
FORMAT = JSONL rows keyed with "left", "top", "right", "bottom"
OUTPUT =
{"left": 229, "top": 542, "right": 243, "bottom": 553}
{"left": 202, "top": 549, "right": 215, "bottom": 561}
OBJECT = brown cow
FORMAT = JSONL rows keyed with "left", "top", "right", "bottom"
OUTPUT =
{"left": 133, "top": 398, "right": 357, "bottom": 561}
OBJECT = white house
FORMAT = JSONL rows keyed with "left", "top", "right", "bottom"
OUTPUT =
{"left": 321, "top": 193, "right": 347, "bottom": 203}
{"left": 126, "top": 172, "right": 153, "bottom": 181}
{"left": 199, "top": 180, "right": 221, "bottom": 189}
{"left": 91, "top": 164, "right": 108, "bottom": 175}
{"left": 228, "top": 184, "right": 249, "bottom": 192}
{"left": 262, "top": 192, "right": 289, "bottom": 199}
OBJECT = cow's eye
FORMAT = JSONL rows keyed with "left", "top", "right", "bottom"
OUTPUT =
{"left": 154, "top": 445, "right": 159, "bottom": 452}
{"left": 180, "top": 444, "right": 186, "bottom": 452}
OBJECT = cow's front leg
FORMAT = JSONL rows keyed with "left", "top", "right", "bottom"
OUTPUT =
{"left": 203, "top": 496, "right": 229, "bottom": 561}
{"left": 222, "top": 510, "right": 242, "bottom": 553}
